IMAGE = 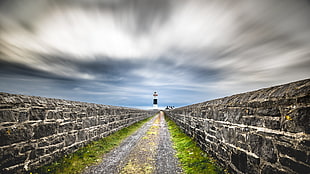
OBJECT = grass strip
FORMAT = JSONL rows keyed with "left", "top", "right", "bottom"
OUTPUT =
{"left": 30, "top": 116, "right": 153, "bottom": 174}
{"left": 165, "top": 115, "right": 228, "bottom": 174}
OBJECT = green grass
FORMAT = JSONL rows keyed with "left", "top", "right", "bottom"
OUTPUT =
{"left": 165, "top": 115, "right": 227, "bottom": 174}
{"left": 30, "top": 116, "right": 153, "bottom": 174}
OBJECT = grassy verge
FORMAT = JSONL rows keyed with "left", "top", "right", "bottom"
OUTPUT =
{"left": 30, "top": 116, "right": 153, "bottom": 174}
{"left": 165, "top": 116, "right": 227, "bottom": 174}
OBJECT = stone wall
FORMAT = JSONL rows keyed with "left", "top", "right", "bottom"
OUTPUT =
{"left": 167, "top": 79, "right": 310, "bottom": 174}
{"left": 0, "top": 93, "right": 153, "bottom": 174}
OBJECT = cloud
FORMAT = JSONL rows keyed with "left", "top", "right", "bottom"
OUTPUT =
{"left": 0, "top": 0, "right": 310, "bottom": 108}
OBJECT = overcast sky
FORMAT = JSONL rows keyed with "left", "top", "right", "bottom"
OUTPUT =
{"left": 0, "top": 0, "right": 309, "bottom": 109}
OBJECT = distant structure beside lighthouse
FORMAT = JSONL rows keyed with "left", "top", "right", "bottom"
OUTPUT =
{"left": 153, "top": 92, "right": 158, "bottom": 109}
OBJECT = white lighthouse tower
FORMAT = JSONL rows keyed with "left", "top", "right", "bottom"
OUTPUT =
{"left": 153, "top": 92, "right": 158, "bottom": 109}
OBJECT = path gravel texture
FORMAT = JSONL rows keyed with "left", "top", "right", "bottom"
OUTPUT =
{"left": 83, "top": 116, "right": 156, "bottom": 174}
{"left": 156, "top": 112, "right": 182, "bottom": 174}
{"left": 82, "top": 111, "right": 182, "bottom": 174}
{"left": 119, "top": 115, "right": 160, "bottom": 174}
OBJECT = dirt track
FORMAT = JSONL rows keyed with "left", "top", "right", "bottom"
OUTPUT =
{"left": 83, "top": 111, "right": 182, "bottom": 174}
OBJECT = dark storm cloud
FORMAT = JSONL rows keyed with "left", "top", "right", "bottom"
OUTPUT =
{"left": 147, "top": 57, "right": 223, "bottom": 83}
{"left": 0, "top": 53, "right": 145, "bottom": 83}
{"left": 76, "top": 58, "right": 139, "bottom": 77}
{"left": 0, "top": 0, "right": 172, "bottom": 36}
{"left": 0, "top": 59, "right": 62, "bottom": 80}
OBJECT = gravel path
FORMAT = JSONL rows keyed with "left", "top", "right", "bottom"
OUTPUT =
{"left": 82, "top": 116, "right": 157, "bottom": 174}
{"left": 156, "top": 112, "right": 182, "bottom": 174}
{"left": 119, "top": 115, "right": 160, "bottom": 174}
{"left": 83, "top": 111, "right": 182, "bottom": 174}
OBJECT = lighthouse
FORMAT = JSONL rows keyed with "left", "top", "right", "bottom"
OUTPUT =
{"left": 153, "top": 92, "right": 158, "bottom": 109}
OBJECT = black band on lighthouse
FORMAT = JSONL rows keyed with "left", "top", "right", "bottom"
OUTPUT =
{"left": 153, "top": 99, "right": 157, "bottom": 104}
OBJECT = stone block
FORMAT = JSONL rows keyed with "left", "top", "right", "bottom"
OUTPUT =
{"left": 30, "top": 148, "right": 45, "bottom": 160}
{"left": 18, "top": 111, "right": 28, "bottom": 122}
{"left": 75, "top": 121, "right": 83, "bottom": 130}
{"left": 0, "top": 104, "right": 13, "bottom": 109}
{"left": 20, "top": 143, "right": 35, "bottom": 153}
{"left": 65, "top": 133, "right": 77, "bottom": 146}
{"left": 297, "top": 95, "right": 310, "bottom": 104}
{"left": 83, "top": 119, "right": 91, "bottom": 128}
{"left": 78, "top": 113, "right": 87, "bottom": 118}
{"left": 264, "top": 118, "right": 281, "bottom": 130}
{"left": 29, "top": 107, "right": 46, "bottom": 120}
{"left": 46, "top": 145, "right": 58, "bottom": 154}
{"left": 281, "top": 107, "right": 310, "bottom": 133}
{"left": 63, "top": 112, "right": 70, "bottom": 119}
{"left": 39, "top": 155, "right": 53, "bottom": 166}
{"left": 289, "top": 82, "right": 310, "bottom": 97}
{"left": 249, "top": 134, "right": 277, "bottom": 163}
{"left": 246, "top": 155, "right": 260, "bottom": 174}
{"left": 222, "top": 127, "right": 236, "bottom": 145}
{"left": 242, "top": 116, "right": 264, "bottom": 127}
{"left": 0, "top": 147, "right": 19, "bottom": 167}
{"left": 217, "top": 145, "right": 230, "bottom": 161}
{"left": 1, "top": 152, "right": 27, "bottom": 169}
{"left": 33, "top": 123, "right": 57, "bottom": 139}
{"left": 90, "top": 117, "right": 97, "bottom": 127}
{"left": 59, "top": 122, "right": 74, "bottom": 132}
{"left": 48, "top": 135, "right": 65, "bottom": 145}
{"left": 280, "top": 157, "right": 310, "bottom": 174}
{"left": 38, "top": 140, "right": 50, "bottom": 147}
{"left": 246, "top": 100, "right": 258, "bottom": 108}
{"left": 300, "top": 139, "right": 310, "bottom": 147}
{"left": 260, "top": 100, "right": 277, "bottom": 108}
{"left": 46, "top": 110, "right": 55, "bottom": 119}
{"left": 236, "top": 142, "right": 249, "bottom": 151}
{"left": 256, "top": 108, "right": 281, "bottom": 117}
{"left": 55, "top": 111, "right": 64, "bottom": 119}
{"left": 77, "top": 130, "right": 87, "bottom": 141}
{"left": 231, "top": 149, "right": 247, "bottom": 173}
{"left": 0, "top": 110, "right": 16, "bottom": 122}
{"left": 0, "top": 126, "right": 32, "bottom": 146}
{"left": 261, "top": 165, "right": 289, "bottom": 174}
{"left": 277, "top": 144, "right": 309, "bottom": 163}
{"left": 70, "top": 112, "right": 77, "bottom": 120}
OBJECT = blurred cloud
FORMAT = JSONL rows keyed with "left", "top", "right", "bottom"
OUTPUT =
{"left": 0, "top": 0, "right": 309, "bottom": 108}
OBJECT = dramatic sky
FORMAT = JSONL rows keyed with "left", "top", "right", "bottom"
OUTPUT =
{"left": 1, "top": 0, "right": 310, "bottom": 109}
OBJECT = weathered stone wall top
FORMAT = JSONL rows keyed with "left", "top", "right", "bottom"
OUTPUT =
{"left": 0, "top": 92, "right": 153, "bottom": 173}
{"left": 175, "top": 78, "right": 309, "bottom": 133}
{"left": 167, "top": 79, "right": 310, "bottom": 174}
{"left": 0, "top": 92, "right": 133, "bottom": 111}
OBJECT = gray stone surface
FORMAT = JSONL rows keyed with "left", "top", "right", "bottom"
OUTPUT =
{"left": 0, "top": 93, "right": 153, "bottom": 174}
{"left": 167, "top": 78, "right": 310, "bottom": 174}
